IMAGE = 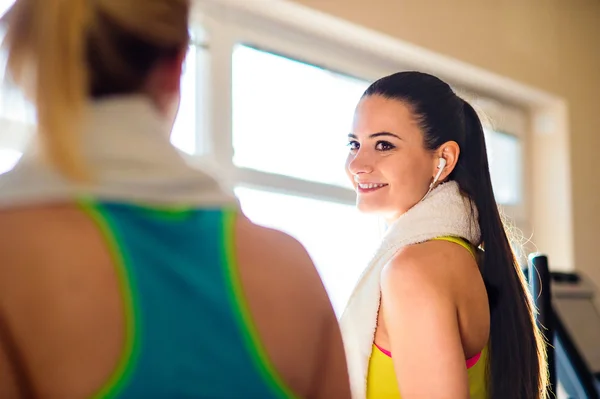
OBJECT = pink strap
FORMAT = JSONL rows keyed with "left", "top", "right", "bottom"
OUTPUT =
{"left": 374, "top": 342, "right": 392, "bottom": 357}
{"left": 374, "top": 343, "right": 481, "bottom": 369}
{"left": 465, "top": 352, "right": 481, "bottom": 369}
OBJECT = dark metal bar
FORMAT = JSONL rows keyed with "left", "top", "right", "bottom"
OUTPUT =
{"left": 528, "top": 253, "right": 556, "bottom": 397}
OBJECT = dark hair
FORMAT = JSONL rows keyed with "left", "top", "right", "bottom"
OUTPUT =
{"left": 87, "top": 8, "right": 184, "bottom": 99}
{"left": 364, "top": 71, "right": 547, "bottom": 399}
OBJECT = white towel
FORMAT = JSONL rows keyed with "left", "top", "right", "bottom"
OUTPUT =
{"left": 339, "top": 181, "right": 481, "bottom": 399}
{"left": 0, "top": 95, "right": 237, "bottom": 209}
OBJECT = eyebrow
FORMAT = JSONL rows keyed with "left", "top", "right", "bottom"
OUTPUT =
{"left": 348, "top": 132, "right": 403, "bottom": 140}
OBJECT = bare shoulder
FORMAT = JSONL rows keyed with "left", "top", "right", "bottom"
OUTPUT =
{"left": 0, "top": 203, "right": 82, "bottom": 231}
{"left": 381, "top": 239, "right": 489, "bottom": 358}
{"left": 0, "top": 205, "right": 38, "bottom": 242}
{"left": 0, "top": 203, "right": 107, "bottom": 308}
{"left": 235, "top": 214, "right": 309, "bottom": 259}
{"left": 0, "top": 205, "right": 65, "bottom": 266}
{"left": 234, "top": 214, "right": 330, "bottom": 303}
{"left": 379, "top": 240, "right": 484, "bottom": 398}
{"left": 381, "top": 239, "right": 480, "bottom": 299}
{"left": 0, "top": 204, "right": 84, "bottom": 259}
{"left": 234, "top": 213, "right": 349, "bottom": 398}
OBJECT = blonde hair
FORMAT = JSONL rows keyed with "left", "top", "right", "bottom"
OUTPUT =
{"left": 1, "top": 0, "right": 190, "bottom": 180}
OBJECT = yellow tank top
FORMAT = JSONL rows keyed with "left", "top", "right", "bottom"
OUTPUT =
{"left": 366, "top": 236, "right": 488, "bottom": 399}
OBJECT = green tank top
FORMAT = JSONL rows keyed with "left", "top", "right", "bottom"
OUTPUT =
{"left": 79, "top": 199, "right": 298, "bottom": 398}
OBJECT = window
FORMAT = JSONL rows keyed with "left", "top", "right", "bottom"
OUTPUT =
{"left": 0, "top": 0, "right": 32, "bottom": 174}
{"left": 230, "top": 45, "right": 378, "bottom": 313}
{"left": 232, "top": 44, "right": 368, "bottom": 188}
{"left": 236, "top": 187, "right": 381, "bottom": 315}
{"left": 471, "top": 96, "right": 527, "bottom": 221}
{"left": 0, "top": 88, "right": 35, "bottom": 126}
{"left": 171, "top": 43, "right": 200, "bottom": 155}
{"left": 0, "top": 148, "right": 20, "bottom": 175}
{"left": 0, "top": 0, "right": 11, "bottom": 18}
{"left": 484, "top": 129, "right": 523, "bottom": 205}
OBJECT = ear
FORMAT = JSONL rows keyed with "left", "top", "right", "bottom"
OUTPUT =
{"left": 144, "top": 47, "right": 187, "bottom": 116}
{"left": 158, "top": 48, "right": 187, "bottom": 95}
{"left": 433, "top": 140, "right": 460, "bottom": 182}
{"left": 145, "top": 47, "right": 187, "bottom": 99}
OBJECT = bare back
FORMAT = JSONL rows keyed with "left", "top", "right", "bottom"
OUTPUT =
{"left": 0, "top": 202, "right": 350, "bottom": 398}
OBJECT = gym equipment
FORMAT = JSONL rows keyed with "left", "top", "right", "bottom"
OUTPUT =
{"left": 527, "top": 254, "right": 600, "bottom": 399}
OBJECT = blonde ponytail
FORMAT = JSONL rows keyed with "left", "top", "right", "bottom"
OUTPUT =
{"left": 3, "top": 0, "right": 91, "bottom": 181}
{"left": 2, "top": 0, "right": 190, "bottom": 181}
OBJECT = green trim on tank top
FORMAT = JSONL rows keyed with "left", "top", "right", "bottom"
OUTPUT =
{"left": 221, "top": 209, "right": 299, "bottom": 399}
{"left": 432, "top": 235, "right": 476, "bottom": 257}
{"left": 130, "top": 202, "right": 196, "bottom": 220}
{"left": 77, "top": 198, "right": 142, "bottom": 399}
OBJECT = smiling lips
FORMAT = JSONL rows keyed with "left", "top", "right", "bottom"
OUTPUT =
{"left": 356, "top": 182, "right": 389, "bottom": 193}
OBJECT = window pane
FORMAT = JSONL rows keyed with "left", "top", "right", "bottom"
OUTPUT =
{"left": 484, "top": 129, "right": 522, "bottom": 205}
{"left": 0, "top": 0, "right": 12, "bottom": 17}
{"left": 0, "top": 86, "right": 35, "bottom": 125}
{"left": 235, "top": 186, "right": 381, "bottom": 315}
{"left": 0, "top": 148, "right": 21, "bottom": 175}
{"left": 232, "top": 45, "right": 369, "bottom": 189}
{"left": 0, "top": 1, "right": 36, "bottom": 125}
{"left": 170, "top": 45, "right": 197, "bottom": 155}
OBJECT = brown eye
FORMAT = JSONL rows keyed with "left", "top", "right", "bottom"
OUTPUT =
{"left": 347, "top": 141, "right": 360, "bottom": 152}
{"left": 375, "top": 141, "right": 395, "bottom": 151}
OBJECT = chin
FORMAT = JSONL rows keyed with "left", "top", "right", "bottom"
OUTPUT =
{"left": 356, "top": 199, "right": 385, "bottom": 214}
{"left": 356, "top": 199, "right": 404, "bottom": 221}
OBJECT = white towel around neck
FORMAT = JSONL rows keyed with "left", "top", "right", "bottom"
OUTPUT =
{"left": 339, "top": 181, "right": 481, "bottom": 399}
{"left": 0, "top": 96, "right": 237, "bottom": 209}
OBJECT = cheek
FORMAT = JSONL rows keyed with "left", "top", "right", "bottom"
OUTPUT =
{"left": 383, "top": 155, "right": 431, "bottom": 199}
{"left": 381, "top": 156, "right": 413, "bottom": 185}
{"left": 345, "top": 155, "right": 354, "bottom": 181}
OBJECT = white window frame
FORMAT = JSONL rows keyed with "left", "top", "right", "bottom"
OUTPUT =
{"left": 191, "top": 0, "right": 531, "bottom": 224}
{"left": 465, "top": 92, "right": 530, "bottom": 223}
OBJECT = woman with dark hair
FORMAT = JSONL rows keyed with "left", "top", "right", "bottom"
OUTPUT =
{"left": 340, "top": 71, "right": 547, "bottom": 399}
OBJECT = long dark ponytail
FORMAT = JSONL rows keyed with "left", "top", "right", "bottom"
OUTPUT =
{"left": 364, "top": 71, "right": 548, "bottom": 399}
{"left": 461, "top": 100, "right": 548, "bottom": 398}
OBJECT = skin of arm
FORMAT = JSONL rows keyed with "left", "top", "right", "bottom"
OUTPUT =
{"left": 380, "top": 242, "right": 470, "bottom": 399}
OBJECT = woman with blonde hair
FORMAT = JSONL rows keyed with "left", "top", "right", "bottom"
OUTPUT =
{"left": 0, "top": 1, "right": 350, "bottom": 398}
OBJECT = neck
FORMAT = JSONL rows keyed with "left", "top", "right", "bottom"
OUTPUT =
{"left": 382, "top": 184, "right": 439, "bottom": 227}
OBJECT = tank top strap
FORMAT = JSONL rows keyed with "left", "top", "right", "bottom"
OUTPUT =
{"left": 432, "top": 235, "right": 476, "bottom": 258}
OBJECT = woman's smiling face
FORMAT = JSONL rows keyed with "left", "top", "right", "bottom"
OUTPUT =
{"left": 346, "top": 95, "right": 437, "bottom": 221}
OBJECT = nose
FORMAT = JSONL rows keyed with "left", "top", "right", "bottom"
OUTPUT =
{"left": 346, "top": 149, "right": 373, "bottom": 177}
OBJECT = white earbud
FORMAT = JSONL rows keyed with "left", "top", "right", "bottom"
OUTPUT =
{"left": 430, "top": 157, "right": 446, "bottom": 188}
{"left": 418, "top": 157, "right": 447, "bottom": 204}
{"left": 438, "top": 157, "right": 447, "bottom": 170}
